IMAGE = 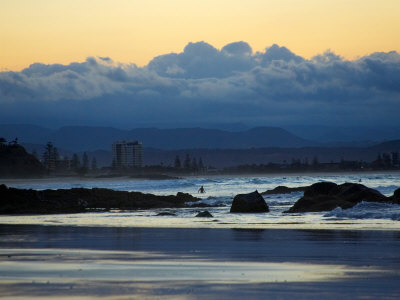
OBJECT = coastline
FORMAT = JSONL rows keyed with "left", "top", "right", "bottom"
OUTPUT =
{"left": 1, "top": 224, "right": 400, "bottom": 299}
{"left": 1, "top": 169, "right": 400, "bottom": 185}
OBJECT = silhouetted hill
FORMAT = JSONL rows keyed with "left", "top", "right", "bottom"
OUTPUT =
{"left": 1, "top": 125, "right": 314, "bottom": 151}
{"left": 369, "top": 140, "right": 400, "bottom": 152}
{"left": 0, "top": 124, "right": 53, "bottom": 144}
{"left": 0, "top": 144, "right": 45, "bottom": 177}
{"left": 144, "top": 140, "right": 400, "bottom": 168}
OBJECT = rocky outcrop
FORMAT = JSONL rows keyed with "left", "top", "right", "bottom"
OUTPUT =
{"left": 261, "top": 185, "right": 308, "bottom": 195}
{"left": 286, "top": 182, "right": 389, "bottom": 213}
{"left": 195, "top": 211, "right": 213, "bottom": 218}
{"left": 389, "top": 188, "right": 400, "bottom": 204}
{"left": 230, "top": 191, "right": 269, "bottom": 213}
{"left": 0, "top": 184, "right": 200, "bottom": 214}
{"left": 156, "top": 211, "right": 176, "bottom": 216}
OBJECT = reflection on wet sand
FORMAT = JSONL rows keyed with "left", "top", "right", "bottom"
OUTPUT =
{"left": 1, "top": 225, "right": 400, "bottom": 299}
{"left": 0, "top": 248, "right": 390, "bottom": 299}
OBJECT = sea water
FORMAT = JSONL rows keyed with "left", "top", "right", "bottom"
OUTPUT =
{"left": 1, "top": 172, "right": 400, "bottom": 230}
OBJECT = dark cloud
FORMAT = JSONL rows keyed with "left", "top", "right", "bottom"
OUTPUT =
{"left": 0, "top": 42, "right": 399, "bottom": 128}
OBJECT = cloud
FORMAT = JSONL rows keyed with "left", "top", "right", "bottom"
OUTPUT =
{"left": 0, "top": 42, "right": 400, "bottom": 128}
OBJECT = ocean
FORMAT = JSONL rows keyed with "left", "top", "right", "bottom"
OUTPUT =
{"left": 1, "top": 172, "right": 400, "bottom": 230}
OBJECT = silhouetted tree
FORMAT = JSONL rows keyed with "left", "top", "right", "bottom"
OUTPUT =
{"left": 198, "top": 157, "right": 204, "bottom": 170}
{"left": 82, "top": 152, "right": 89, "bottom": 169}
{"left": 71, "top": 153, "right": 80, "bottom": 170}
{"left": 184, "top": 154, "right": 191, "bottom": 169}
{"left": 91, "top": 157, "right": 97, "bottom": 170}
{"left": 43, "top": 142, "right": 57, "bottom": 172}
{"left": 174, "top": 155, "right": 181, "bottom": 168}
{"left": 191, "top": 158, "right": 198, "bottom": 170}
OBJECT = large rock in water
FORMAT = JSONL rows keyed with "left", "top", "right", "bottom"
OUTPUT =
{"left": 230, "top": 191, "right": 269, "bottom": 213}
{"left": 286, "top": 182, "right": 388, "bottom": 213}
{"left": 389, "top": 188, "right": 400, "bottom": 204}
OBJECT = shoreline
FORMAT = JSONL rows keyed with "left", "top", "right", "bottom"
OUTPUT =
{"left": 1, "top": 212, "right": 400, "bottom": 231}
{"left": 1, "top": 169, "right": 400, "bottom": 183}
{"left": 1, "top": 224, "right": 400, "bottom": 299}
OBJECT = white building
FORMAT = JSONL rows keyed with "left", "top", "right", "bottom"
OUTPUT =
{"left": 112, "top": 140, "right": 143, "bottom": 168}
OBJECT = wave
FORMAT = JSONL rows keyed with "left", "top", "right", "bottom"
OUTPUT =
{"left": 324, "top": 202, "right": 400, "bottom": 221}
{"left": 187, "top": 196, "right": 232, "bottom": 207}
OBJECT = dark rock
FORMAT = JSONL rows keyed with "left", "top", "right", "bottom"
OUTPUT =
{"left": 286, "top": 182, "right": 389, "bottom": 213}
{"left": 195, "top": 211, "right": 213, "bottom": 218}
{"left": 303, "top": 182, "right": 339, "bottom": 197}
{"left": 189, "top": 203, "right": 213, "bottom": 208}
{"left": 261, "top": 185, "right": 308, "bottom": 195}
{"left": 156, "top": 212, "right": 176, "bottom": 216}
{"left": 389, "top": 188, "right": 400, "bottom": 204}
{"left": 0, "top": 185, "right": 200, "bottom": 214}
{"left": 230, "top": 191, "right": 269, "bottom": 213}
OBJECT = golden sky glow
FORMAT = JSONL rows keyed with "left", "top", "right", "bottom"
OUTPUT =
{"left": 1, "top": 0, "right": 400, "bottom": 70}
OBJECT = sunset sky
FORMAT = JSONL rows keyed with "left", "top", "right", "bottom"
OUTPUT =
{"left": 1, "top": 0, "right": 400, "bottom": 70}
{"left": 1, "top": 0, "right": 400, "bottom": 133}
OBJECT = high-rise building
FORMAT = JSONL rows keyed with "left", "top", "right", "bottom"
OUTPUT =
{"left": 112, "top": 140, "right": 143, "bottom": 168}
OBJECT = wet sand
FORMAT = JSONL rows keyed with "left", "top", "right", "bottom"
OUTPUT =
{"left": 1, "top": 225, "right": 400, "bottom": 299}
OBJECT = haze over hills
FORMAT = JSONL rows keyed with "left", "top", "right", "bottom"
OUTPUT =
{"left": 2, "top": 124, "right": 400, "bottom": 168}
{"left": 0, "top": 124, "right": 314, "bottom": 152}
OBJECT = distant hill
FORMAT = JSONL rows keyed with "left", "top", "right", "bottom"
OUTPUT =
{"left": 144, "top": 140, "right": 400, "bottom": 168}
{"left": 0, "top": 144, "right": 45, "bottom": 177}
{"left": 0, "top": 124, "right": 314, "bottom": 151}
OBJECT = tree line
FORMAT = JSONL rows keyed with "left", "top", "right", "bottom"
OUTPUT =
{"left": 174, "top": 154, "right": 205, "bottom": 171}
{"left": 41, "top": 142, "right": 97, "bottom": 175}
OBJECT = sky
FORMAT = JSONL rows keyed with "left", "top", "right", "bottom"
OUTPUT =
{"left": 1, "top": 0, "right": 400, "bottom": 71}
{"left": 1, "top": 0, "right": 400, "bottom": 132}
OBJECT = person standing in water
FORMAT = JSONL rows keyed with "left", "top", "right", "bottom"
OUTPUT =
{"left": 198, "top": 185, "right": 205, "bottom": 193}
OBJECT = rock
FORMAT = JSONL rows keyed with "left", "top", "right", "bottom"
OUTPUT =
{"left": 195, "top": 211, "right": 213, "bottom": 218}
{"left": 261, "top": 185, "right": 308, "bottom": 195}
{"left": 0, "top": 185, "right": 200, "bottom": 214}
{"left": 389, "top": 188, "right": 400, "bottom": 204}
{"left": 156, "top": 212, "right": 176, "bottom": 216}
{"left": 189, "top": 202, "right": 213, "bottom": 208}
{"left": 230, "top": 191, "right": 269, "bottom": 213}
{"left": 286, "top": 182, "right": 388, "bottom": 213}
{"left": 303, "top": 182, "right": 339, "bottom": 197}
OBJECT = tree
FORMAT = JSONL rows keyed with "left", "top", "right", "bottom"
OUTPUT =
{"left": 43, "top": 142, "right": 57, "bottom": 172}
{"left": 312, "top": 156, "right": 319, "bottom": 166}
{"left": 53, "top": 147, "right": 59, "bottom": 160}
{"left": 198, "top": 157, "right": 204, "bottom": 170}
{"left": 0, "top": 137, "right": 6, "bottom": 146}
{"left": 184, "top": 154, "right": 191, "bottom": 169}
{"left": 71, "top": 153, "right": 80, "bottom": 170}
{"left": 191, "top": 157, "right": 198, "bottom": 170}
{"left": 91, "top": 157, "right": 98, "bottom": 170}
{"left": 82, "top": 152, "right": 89, "bottom": 169}
{"left": 174, "top": 155, "right": 181, "bottom": 169}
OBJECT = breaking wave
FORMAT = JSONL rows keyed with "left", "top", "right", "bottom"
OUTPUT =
{"left": 324, "top": 202, "right": 400, "bottom": 221}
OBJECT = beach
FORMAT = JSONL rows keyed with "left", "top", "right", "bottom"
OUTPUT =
{"left": 1, "top": 225, "right": 400, "bottom": 299}
{"left": 1, "top": 173, "right": 400, "bottom": 298}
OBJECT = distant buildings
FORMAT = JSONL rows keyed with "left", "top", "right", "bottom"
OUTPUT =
{"left": 112, "top": 140, "right": 143, "bottom": 168}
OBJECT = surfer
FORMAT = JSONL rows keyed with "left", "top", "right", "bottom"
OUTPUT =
{"left": 198, "top": 185, "right": 205, "bottom": 193}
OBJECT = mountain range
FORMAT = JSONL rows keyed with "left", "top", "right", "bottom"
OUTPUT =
{"left": 2, "top": 124, "right": 400, "bottom": 168}
{"left": 0, "top": 124, "right": 313, "bottom": 152}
